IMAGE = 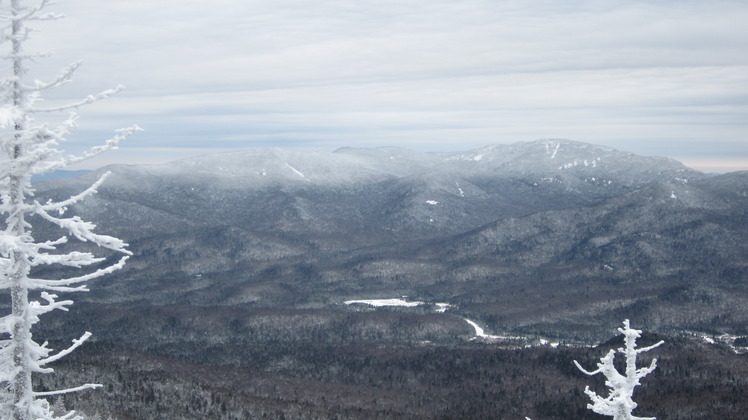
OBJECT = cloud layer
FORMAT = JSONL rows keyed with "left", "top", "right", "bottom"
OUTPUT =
{"left": 20, "top": 0, "right": 748, "bottom": 171}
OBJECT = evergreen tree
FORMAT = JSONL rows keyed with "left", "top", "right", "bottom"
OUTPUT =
{"left": 574, "top": 319, "right": 664, "bottom": 420}
{"left": 0, "top": 1, "right": 139, "bottom": 419}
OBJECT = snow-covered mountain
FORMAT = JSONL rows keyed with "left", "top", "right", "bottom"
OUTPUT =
{"left": 90, "top": 139, "right": 701, "bottom": 189}
{"left": 34, "top": 140, "right": 747, "bottom": 336}
{"left": 46, "top": 139, "right": 703, "bottom": 238}
{"left": 29, "top": 139, "right": 748, "bottom": 420}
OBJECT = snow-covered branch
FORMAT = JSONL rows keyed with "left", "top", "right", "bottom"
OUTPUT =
{"left": 26, "top": 255, "right": 129, "bottom": 292}
{"left": 31, "top": 61, "right": 80, "bottom": 92}
{"left": 29, "top": 291, "right": 74, "bottom": 317}
{"left": 30, "top": 250, "right": 103, "bottom": 268}
{"left": 32, "top": 85, "right": 123, "bottom": 113}
{"left": 573, "top": 358, "right": 602, "bottom": 376}
{"left": 38, "top": 331, "right": 92, "bottom": 366}
{"left": 34, "top": 205, "right": 131, "bottom": 254}
{"left": 37, "top": 171, "right": 110, "bottom": 212}
{"left": 0, "top": 104, "right": 20, "bottom": 128}
{"left": 34, "top": 383, "right": 103, "bottom": 398}
{"left": 0, "top": 0, "right": 60, "bottom": 23}
{"left": 63, "top": 124, "right": 141, "bottom": 166}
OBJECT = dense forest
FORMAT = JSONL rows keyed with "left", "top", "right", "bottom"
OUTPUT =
{"left": 36, "top": 304, "right": 748, "bottom": 419}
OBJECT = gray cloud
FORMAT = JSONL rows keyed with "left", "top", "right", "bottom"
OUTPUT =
{"left": 20, "top": 0, "right": 748, "bottom": 172}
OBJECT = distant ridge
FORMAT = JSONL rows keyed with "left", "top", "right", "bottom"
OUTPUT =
{"left": 32, "top": 169, "right": 90, "bottom": 183}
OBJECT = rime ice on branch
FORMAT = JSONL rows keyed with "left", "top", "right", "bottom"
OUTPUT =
{"left": 574, "top": 320, "right": 664, "bottom": 420}
{"left": 0, "top": 1, "right": 139, "bottom": 419}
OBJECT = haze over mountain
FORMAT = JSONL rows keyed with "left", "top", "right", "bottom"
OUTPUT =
{"left": 34, "top": 139, "right": 747, "bottom": 338}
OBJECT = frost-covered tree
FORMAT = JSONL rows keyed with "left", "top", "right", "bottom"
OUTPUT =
{"left": 0, "top": 1, "right": 138, "bottom": 419}
{"left": 574, "top": 320, "right": 664, "bottom": 420}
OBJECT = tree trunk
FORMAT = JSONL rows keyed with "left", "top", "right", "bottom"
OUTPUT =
{"left": 9, "top": 0, "right": 32, "bottom": 417}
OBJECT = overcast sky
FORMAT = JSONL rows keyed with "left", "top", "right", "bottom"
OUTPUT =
{"left": 20, "top": 0, "right": 748, "bottom": 172}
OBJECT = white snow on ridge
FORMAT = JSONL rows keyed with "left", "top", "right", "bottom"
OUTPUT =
{"left": 550, "top": 142, "right": 560, "bottom": 159}
{"left": 559, "top": 157, "right": 600, "bottom": 170}
{"left": 456, "top": 182, "right": 465, "bottom": 197}
{"left": 283, "top": 162, "right": 310, "bottom": 181}
{"left": 425, "top": 200, "right": 439, "bottom": 205}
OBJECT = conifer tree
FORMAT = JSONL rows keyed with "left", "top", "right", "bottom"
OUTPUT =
{"left": 574, "top": 320, "right": 664, "bottom": 420}
{"left": 0, "top": 1, "right": 139, "bottom": 419}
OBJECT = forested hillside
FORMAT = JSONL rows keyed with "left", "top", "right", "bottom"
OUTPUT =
{"left": 26, "top": 140, "right": 748, "bottom": 418}
{"left": 39, "top": 313, "right": 748, "bottom": 419}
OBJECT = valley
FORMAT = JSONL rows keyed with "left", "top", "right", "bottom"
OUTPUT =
{"left": 25, "top": 140, "right": 748, "bottom": 418}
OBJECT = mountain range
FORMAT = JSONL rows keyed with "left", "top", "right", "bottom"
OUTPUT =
{"left": 26, "top": 139, "right": 748, "bottom": 418}
{"left": 34, "top": 139, "right": 747, "bottom": 339}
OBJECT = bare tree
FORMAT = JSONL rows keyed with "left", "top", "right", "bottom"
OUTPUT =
{"left": 574, "top": 319, "right": 664, "bottom": 420}
{"left": 0, "top": 1, "right": 139, "bottom": 419}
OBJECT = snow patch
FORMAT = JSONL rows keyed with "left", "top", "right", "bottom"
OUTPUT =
{"left": 425, "top": 200, "right": 439, "bottom": 205}
{"left": 434, "top": 303, "right": 453, "bottom": 313}
{"left": 344, "top": 298, "right": 424, "bottom": 307}
{"left": 456, "top": 182, "right": 465, "bottom": 197}
{"left": 345, "top": 298, "right": 455, "bottom": 313}
{"left": 559, "top": 157, "right": 601, "bottom": 170}
{"left": 464, "top": 319, "right": 511, "bottom": 340}
{"left": 344, "top": 298, "right": 565, "bottom": 347}
{"left": 538, "top": 338, "right": 560, "bottom": 348}
{"left": 697, "top": 332, "right": 748, "bottom": 354}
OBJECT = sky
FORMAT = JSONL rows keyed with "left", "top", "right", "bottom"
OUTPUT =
{"left": 15, "top": 0, "right": 748, "bottom": 173}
